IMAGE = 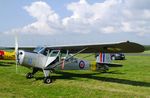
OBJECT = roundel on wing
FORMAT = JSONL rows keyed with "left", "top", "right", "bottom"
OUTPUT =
{"left": 79, "top": 60, "right": 85, "bottom": 69}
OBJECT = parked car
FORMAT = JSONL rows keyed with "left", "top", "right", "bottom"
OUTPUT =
{"left": 111, "top": 53, "right": 125, "bottom": 60}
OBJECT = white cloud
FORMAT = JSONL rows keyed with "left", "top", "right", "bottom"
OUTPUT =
{"left": 121, "top": 22, "right": 132, "bottom": 32}
{"left": 4, "top": 0, "right": 150, "bottom": 36}
{"left": 5, "top": 1, "right": 62, "bottom": 35}
{"left": 62, "top": 0, "right": 123, "bottom": 34}
{"left": 102, "top": 26, "right": 117, "bottom": 34}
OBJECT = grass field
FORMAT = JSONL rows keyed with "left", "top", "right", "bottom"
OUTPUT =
{"left": 0, "top": 53, "right": 150, "bottom": 98}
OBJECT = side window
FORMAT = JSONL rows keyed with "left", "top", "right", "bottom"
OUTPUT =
{"left": 60, "top": 50, "right": 69, "bottom": 58}
{"left": 50, "top": 51, "right": 58, "bottom": 57}
{"left": 49, "top": 50, "right": 60, "bottom": 57}
{"left": 42, "top": 49, "right": 50, "bottom": 56}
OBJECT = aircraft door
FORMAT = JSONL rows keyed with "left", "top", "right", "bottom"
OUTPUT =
{"left": 44, "top": 50, "right": 60, "bottom": 67}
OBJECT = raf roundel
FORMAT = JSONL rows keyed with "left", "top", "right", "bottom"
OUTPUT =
{"left": 79, "top": 60, "right": 85, "bottom": 69}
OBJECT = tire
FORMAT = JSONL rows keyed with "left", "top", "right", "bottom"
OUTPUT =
{"left": 111, "top": 56, "right": 115, "bottom": 60}
{"left": 26, "top": 72, "right": 33, "bottom": 79}
{"left": 44, "top": 76, "right": 52, "bottom": 84}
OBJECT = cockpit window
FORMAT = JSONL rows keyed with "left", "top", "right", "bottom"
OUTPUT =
{"left": 49, "top": 50, "right": 60, "bottom": 57}
{"left": 33, "top": 47, "right": 45, "bottom": 53}
{"left": 42, "top": 48, "right": 50, "bottom": 56}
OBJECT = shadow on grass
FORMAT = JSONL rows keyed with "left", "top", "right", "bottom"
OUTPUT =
{"left": 0, "top": 61, "right": 15, "bottom": 66}
{"left": 34, "top": 71, "right": 150, "bottom": 87}
{"left": 104, "top": 71, "right": 125, "bottom": 74}
{"left": 45, "top": 71, "right": 150, "bottom": 87}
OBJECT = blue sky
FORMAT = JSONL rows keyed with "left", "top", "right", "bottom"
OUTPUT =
{"left": 0, "top": 0, "right": 150, "bottom": 46}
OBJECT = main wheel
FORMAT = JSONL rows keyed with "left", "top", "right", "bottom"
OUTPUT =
{"left": 26, "top": 72, "right": 33, "bottom": 79}
{"left": 44, "top": 76, "right": 52, "bottom": 84}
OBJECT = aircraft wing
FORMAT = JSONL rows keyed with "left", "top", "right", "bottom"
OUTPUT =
{"left": 0, "top": 41, "right": 144, "bottom": 53}
{"left": 46, "top": 41, "right": 144, "bottom": 53}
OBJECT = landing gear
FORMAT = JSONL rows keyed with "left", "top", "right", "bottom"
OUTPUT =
{"left": 26, "top": 72, "right": 33, "bottom": 79}
{"left": 44, "top": 76, "right": 52, "bottom": 84}
{"left": 103, "top": 65, "right": 109, "bottom": 72}
{"left": 43, "top": 70, "right": 52, "bottom": 84}
{"left": 96, "top": 63, "right": 109, "bottom": 73}
{"left": 26, "top": 68, "right": 39, "bottom": 79}
{"left": 25, "top": 68, "right": 52, "bottom": 84}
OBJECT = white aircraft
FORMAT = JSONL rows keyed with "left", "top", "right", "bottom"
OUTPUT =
{"left": 14, "top": 41, "right": 144, "bottom": 84}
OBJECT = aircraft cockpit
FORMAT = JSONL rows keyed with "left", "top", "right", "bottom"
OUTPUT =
{"left": 33, "top": 47, "right": 70, "bottom": 59}
{"left": 33, "top": 47, "right": 53, "bottom": 56}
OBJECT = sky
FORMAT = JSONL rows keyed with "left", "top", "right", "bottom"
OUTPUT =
{"left": 0, "top": 0, "right": 150, "bottom": 46}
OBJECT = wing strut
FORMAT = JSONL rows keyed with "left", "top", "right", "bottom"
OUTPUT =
{"left": 66, "top": 47, "right": 88, "bottom": 61}
{"left": 44, "top": 47, "right": 88, "bottom": 70}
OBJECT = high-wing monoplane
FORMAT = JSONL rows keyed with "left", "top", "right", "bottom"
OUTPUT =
{"left": 14, "top": 41, "right": 144, "bottom": 83}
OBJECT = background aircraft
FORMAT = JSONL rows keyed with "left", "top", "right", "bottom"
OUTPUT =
{"left": 0, "top": 49, "right": 15, "bottom": 60}
{"left": 14, "top": 41, "right": 144, "bottom": 84}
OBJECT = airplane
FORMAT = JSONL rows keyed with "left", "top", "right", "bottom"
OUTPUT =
{"left": 14, "top": 41, "right": 144, "bottom": 84}
{"left": 0, "top": 49, "right": 16, "bottom": 60}
{"left": 0, "top": 37, "right": 19, "bottom": 60}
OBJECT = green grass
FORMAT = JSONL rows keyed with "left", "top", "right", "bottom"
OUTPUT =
{"left": 144, "top": 50, "right": 150, "bottom": 54}
{"left": 0, "top": 55, "right": 150, "bottom": 98}
{"left": 144, "top": 45, "right": 150, "bottom": 51}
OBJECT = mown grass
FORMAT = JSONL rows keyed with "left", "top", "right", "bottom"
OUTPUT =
{"left": 0, "top": 54, "right": 150, "bottom": 98}
{"left": 144, "top": 50, "right": 150, "bottom": 54}
{"left": 144, "top": 45, "right": 150, "bottom": 51}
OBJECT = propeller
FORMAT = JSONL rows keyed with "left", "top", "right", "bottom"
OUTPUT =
{"left": 15, "top": 36, "right": 19, "bottom": 73}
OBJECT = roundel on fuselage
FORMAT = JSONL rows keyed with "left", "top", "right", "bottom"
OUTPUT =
{"left": 79, "top": 60, "right": 85, "bottom": 69}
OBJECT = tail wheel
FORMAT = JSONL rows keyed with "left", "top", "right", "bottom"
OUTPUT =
{"left": 102, "top": 65, "right": 109, "bottom": 73}
{"left": 44, "top": 76, "right": 52, "bottom": 84}
{"left": 26, "top": 72, "right": 33, "bottom": 79}
{"left": 96, "top": 63, "right": 109, "bottom": 73}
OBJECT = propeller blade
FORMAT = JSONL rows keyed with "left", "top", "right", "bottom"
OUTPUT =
{"left": 15, "top": 36, "right": 18, "bottom": 73}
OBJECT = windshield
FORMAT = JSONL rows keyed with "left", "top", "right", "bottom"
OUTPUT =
{"left": 33, "top": 47, "right": 45, "bottom": 53}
